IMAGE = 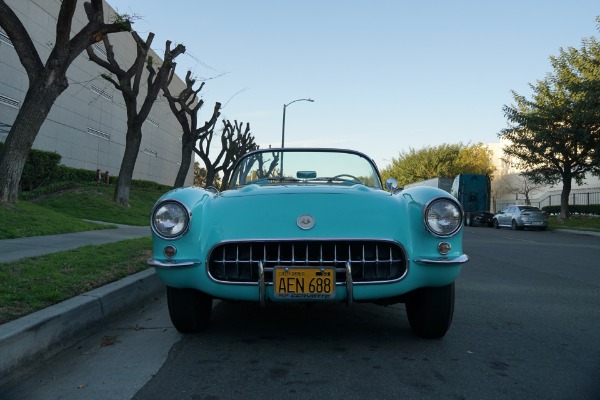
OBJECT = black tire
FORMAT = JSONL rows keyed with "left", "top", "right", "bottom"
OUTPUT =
{"left": 166, "top": 286, "right": 213, "bottom": 333}
{"left": 405, "top": 283, "right": 455, "bottom": 339}
{"left": 493, "top": 218, "right": 499, "bottom": 229}
{"left": 511, "top": 219, "right": 518, "bottom": 230}
{"left": 539, "top": 226, "right": 547, "bottom": 231}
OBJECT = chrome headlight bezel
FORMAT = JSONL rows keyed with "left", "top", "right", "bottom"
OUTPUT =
{"left": 151, "top": 200, "right": 191, "bottom": 240}
{"left": 423, "top": 197, "right": 463, "bottom": 237}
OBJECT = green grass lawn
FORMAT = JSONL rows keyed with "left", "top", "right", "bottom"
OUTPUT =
{"left": 549, "top": 215, "right": 600, "bottom": 232}
{"left": 0, "top": 201, "right": 114, "bottom": 239}
{"left": 0, "top": 184, "right": 166, "bottom": 324}
{"left": 30, "top": 185, "right": 165, "bottom": 226}
{"left": 0, "top": 237, "right": 152, "bottom": 324}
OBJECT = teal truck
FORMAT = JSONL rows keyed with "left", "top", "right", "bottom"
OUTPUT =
{"left": 406, "top": 174, "right": 493, "bottom": 227}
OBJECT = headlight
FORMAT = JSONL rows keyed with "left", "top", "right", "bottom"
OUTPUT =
{"left": 151, "top": 200, "right": 190, "bottom": 239}
{"left": 424, "top": 198, "right": 462, "bottom": 237}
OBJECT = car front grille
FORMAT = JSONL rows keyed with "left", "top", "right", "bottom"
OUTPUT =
{"left": 207, "top": 240, "right": 408, "bottom": 285}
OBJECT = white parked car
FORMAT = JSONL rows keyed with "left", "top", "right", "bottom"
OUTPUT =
{"left": 493, "top": 205, "right": 548, "bottom": 230}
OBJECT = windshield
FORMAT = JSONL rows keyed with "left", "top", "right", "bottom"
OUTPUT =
{"left": 228, "top": 149, "right": 382, "bottom": 189}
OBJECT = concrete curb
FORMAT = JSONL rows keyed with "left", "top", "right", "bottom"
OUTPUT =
{"left": 555, "top": 228, "right": 600, "bottom": 237}
{"left": 0, "top": 268, "right": 164, "bottom": 389}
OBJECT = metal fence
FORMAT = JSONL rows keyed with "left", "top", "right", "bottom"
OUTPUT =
{"left": 495, "top": 188, "right": 600, "bottom": 212}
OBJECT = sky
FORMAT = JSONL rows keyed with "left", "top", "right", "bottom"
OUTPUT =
{"left": 105, "top": 0, "right": 599, "bottom": 169}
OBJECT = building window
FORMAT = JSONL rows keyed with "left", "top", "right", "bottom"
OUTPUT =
{"left": 145, "top": 117, "right": 159, "bottom": 127}
{"left": 87, "top": 127, "right": 110, "bottom": 140}
{"left": 0, "top": 29, "right": 13, "bottom": 47}
{"left": 92, "top": 43, "right": 107, "bottom": 57}
{"left": 90, "top": 85, "right": 113, "bottom": 101}
{"left": 0, "top": 94, "right": 20, "bottom": 109}
{"left": 0, "top": 122, "right": 11, "bottom": 133}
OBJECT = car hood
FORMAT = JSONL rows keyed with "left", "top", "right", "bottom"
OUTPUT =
{"left": 185, "top": 184, "right": 411, "bottom": 245}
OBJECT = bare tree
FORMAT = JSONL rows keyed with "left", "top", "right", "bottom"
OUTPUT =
{"left": 195, "top": 120, "right": 257, "bottom": 190}
{"left": 86, "top": 32, "right": 185, "bottom": 206}
{"left": 500, "top": 172, "right": 545, "bottom": 205}
{"left": 0, "top": 0, "right": 131, "bottom": 202}
{"left": 162, "top": 70, "right": 221, "bottom": 188}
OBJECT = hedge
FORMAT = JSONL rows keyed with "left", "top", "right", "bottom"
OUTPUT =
{"left": 0, "top": 142, "right": 62, "bottom": 191}
{"left": 542, "top": 204, "right": 600, "bottom": 215}
{"left": 0, "top": 142, "right": 172, "bottom": 195}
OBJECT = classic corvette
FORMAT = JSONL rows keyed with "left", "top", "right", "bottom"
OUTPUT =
{"left": 148, "top": 148, "right": 469, "bottom": 338}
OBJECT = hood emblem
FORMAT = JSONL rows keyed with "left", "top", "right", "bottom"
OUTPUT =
{"left": 297, "top": 214, "right": 315, "bottom": 230}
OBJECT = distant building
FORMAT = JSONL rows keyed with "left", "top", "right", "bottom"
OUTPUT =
{"left": 486, "top": 139, "right": 600, "bottom": 211}
{"left": 0, "top": 0, "right": 192, "bottom": 186}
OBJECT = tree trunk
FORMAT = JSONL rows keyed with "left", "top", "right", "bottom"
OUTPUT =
{"left": 0, "top": 82, "right": 64, "bottom": 201}
{"left": 204, "top": 164, "right": 217, "bottom": 188}
{"left": 559, "top": 176, "right": 572, "bottom": 220}
{"left": 113, "top": 125, "right": 142, "bottom": 206}
{"left": 173, "top": 131, "right": 194, "bottom": 188}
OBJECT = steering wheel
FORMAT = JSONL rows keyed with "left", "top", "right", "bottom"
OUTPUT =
{"left": 330, "top": 174, "right": 362, "bottom": 183}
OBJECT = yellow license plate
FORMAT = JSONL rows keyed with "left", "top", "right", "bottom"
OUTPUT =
{"left": 274, "top": 267, "right": 335, "bottom": 299}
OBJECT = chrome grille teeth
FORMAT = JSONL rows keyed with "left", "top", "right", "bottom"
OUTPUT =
{"left": 208, "top": 240, "right": 407, "bottom": 284}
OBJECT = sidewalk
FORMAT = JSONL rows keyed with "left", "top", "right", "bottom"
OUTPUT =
{"left": 0, "top": 222, "right": 151, "bottom": 263}
{"left": 0, "top": 224, "right": 163, "bottom": 389}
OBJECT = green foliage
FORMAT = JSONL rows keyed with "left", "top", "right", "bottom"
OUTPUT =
{"left": 499, "top": 36, "right": 600, "bottom": 187}
{"left": 0, "top": 144, "right": 172, "bottom": 198}
{"left": 0, "top": 201, "right": 113, "bottom": 239}
{"left": 380, "top": 142, "right": 495, "bottom": 186}
{"left": 0, "top": 237, "right": 150, "bottom": 324}
{"left": 32, "top": 185, "right": 164, "bottom": 226}
{"left": 0, "top": 143, "right": 63, "bottom": 192}
{"left": 542, "top": 204, "right": 600, "bottom": 215}
{"left": 110, "top": 12, "right": 134, "bottom": 31}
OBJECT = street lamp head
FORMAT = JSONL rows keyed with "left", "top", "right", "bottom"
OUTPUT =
{"left": 281, "top": 97, "right": 315, "bottom": 148}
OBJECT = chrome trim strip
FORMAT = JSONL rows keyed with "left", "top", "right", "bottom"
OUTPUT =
{"left": 147, "top": 258, "right": 201, "bottom": 268}
{"left": 259, "top": 261, "right": 266, "bottom": 307}
{"left": 345, "top": 262, "right": 353, "bottom": 306}
{"left": 413, "top": 254, "right": 470, "bottom": 265}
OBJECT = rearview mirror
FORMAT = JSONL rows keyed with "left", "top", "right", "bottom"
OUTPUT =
{"left": 297, "top": 171, "right": 317, "bottom": 179}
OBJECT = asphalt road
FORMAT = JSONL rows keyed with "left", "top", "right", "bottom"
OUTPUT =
{"left": 3, "top": 227, "right": 600, "bottom": 400}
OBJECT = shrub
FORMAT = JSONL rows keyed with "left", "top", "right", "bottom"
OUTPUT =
{"left": 542, "top": 204, "right": 600, "bottom": 215}
{"left": 0, "top": 142, "right": 63, "bottom": 192}
{"left": 1, "top": 142, "right": 173, "bottom": 195}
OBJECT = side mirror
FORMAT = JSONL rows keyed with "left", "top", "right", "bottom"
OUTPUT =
{"left": 385, "top": 178, "right": 398, "bottom": 192}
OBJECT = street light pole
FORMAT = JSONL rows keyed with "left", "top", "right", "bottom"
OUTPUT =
{"left": 281, "top": 98, "right": 314, "bottom": 148}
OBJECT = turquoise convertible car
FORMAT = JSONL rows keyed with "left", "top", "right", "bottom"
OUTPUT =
{"left": 148, "top": 148, "right": 469, "bottom": 338}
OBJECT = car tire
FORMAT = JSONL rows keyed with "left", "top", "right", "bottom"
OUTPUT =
{"left": 511, "top": 219, "right": 518, "bottom": 230}
{"left": 166, "top": 286, "right": 213, "bottom": 333}
{"left": 493, "top": 219, "right": 499, "bottom": 229}
{"left": 405, "top": 283, "right": 455, "bottom": 339}
{"left": 539, "top": 226, "right": 547, "bottom": 231}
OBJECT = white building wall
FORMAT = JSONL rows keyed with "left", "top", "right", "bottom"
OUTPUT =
{"left": 0, "top": 0, "right": 193, "bottom": 187}
{"left": 487, "top": 139, "right": 600, "bottom": 210}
